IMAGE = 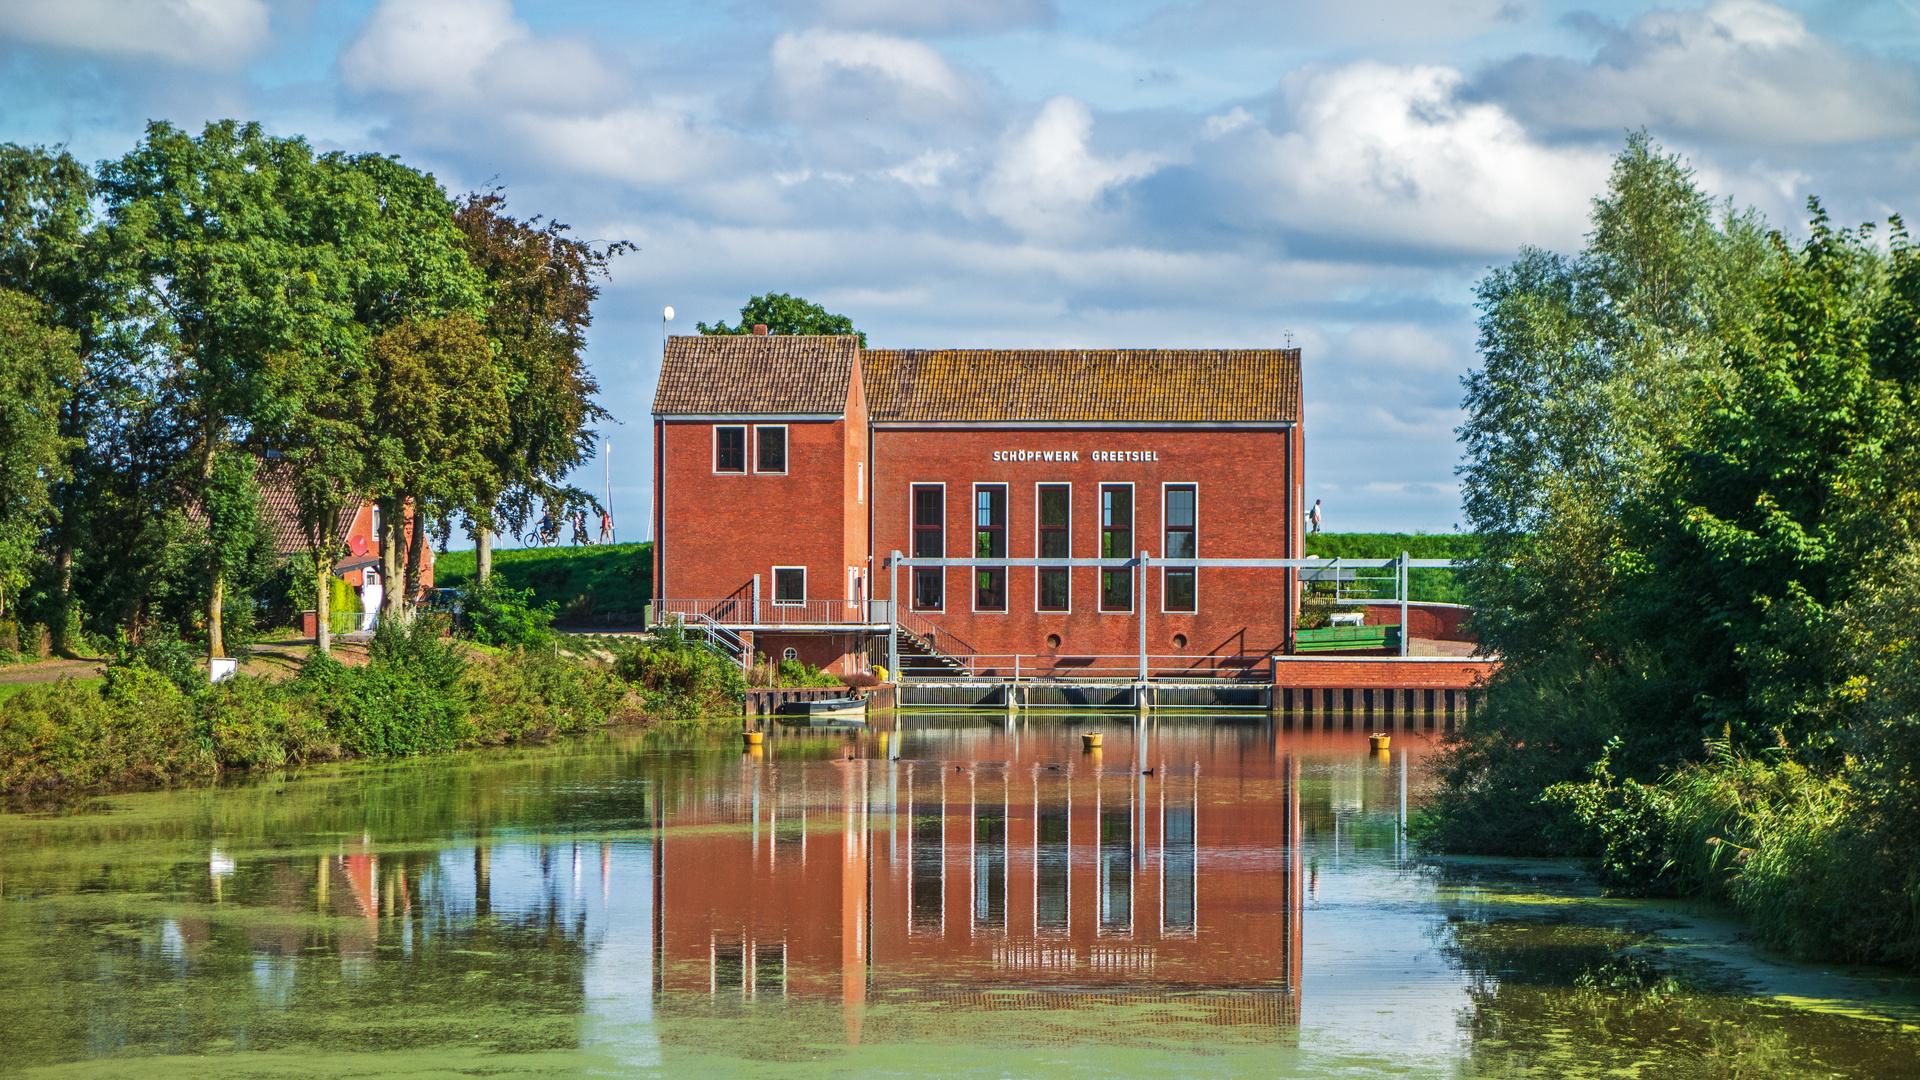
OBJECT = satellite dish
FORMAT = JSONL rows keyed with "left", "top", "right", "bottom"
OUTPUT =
{"left": 663, "top": 306, "right": 675, "bottom": 321}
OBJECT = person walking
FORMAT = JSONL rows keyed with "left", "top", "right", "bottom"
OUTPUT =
{"left": 598, "top": 509, "right": 614, "bottom": 546}
{"left": 1309, "top": 499, "right": 1323, "bottom": 534}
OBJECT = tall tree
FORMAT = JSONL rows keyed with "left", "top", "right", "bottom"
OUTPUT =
{"left": 0, "top": 290, "right": 80, "bottom": 622}
{"left": 364, "top": 312, "right": 507, "bottom": 617}
{"left": 0, "top": 144, "right": 130, "bottom": 650}
{"left": 453, "top": 191, "right": 628, "bottom": 582}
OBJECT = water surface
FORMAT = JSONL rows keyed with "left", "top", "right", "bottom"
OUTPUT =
{"left": 1, "top": 714, "right": 1915, "bottom": 1078}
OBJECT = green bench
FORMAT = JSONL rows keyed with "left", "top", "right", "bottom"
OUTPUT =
{"left": 1294, "top": 624, "right": 1402, "bottom": 652}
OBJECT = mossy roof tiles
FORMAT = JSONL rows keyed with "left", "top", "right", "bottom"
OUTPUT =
{"left": 652, "top": 335, "right": 858, "bottom": 415}
{"left": 863, "top": 348, "right": 1300, "bottom": 424}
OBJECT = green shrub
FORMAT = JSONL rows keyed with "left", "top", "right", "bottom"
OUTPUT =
{"left": 106, "top": 631, "right": 208, "bottom": 696}
{"left": 0, "top": 669, "right": 212, "bottom": 795}
{"left": 459, "top": 580, "right": 557, "bottom": 648}
{"left": 466, "top": 647, "right": 630, "bottom": 743}
{"left": 615, "top": 626, "right": 744, "bottom": 719}
{"left": 297, "top": 617, "right": 472, "bottom": 757}
{"left": 204, "top": 674, "right": 334, "bottom": 768}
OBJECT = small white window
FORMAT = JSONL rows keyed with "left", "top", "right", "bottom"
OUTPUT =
{"left": 782, "top": 647, "right": 798, "bottom": 662}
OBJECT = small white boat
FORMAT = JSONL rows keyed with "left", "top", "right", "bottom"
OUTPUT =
{"left": 777, "top": 697, "right": 868, "bottom": 723}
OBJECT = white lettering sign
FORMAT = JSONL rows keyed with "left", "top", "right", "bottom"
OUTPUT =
{"left": 991, "top": 448, "right": 1161, "bottom": 462}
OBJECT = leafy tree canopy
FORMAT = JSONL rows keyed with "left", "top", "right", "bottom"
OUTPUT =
{"left": 698, "top": 292, "right": 865, "bottom": 346}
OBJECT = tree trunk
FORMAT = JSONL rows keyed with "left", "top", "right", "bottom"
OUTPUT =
{"left": 380, "top": 497, "right": 404, "bottom": 625}
{"left": 315, "top": 555, "right": 332, "bottom": 656}
{"left": 209, "top": 572, "right": 226, "bottom": 658}
{"left": 53, "top": 545, "right": 73, "bottom": 656}
{"left": 404, "top": 503, "right": 426, "bottom": 617}
{"left": 477, "top": 527, "right": 492, "bottom": 586}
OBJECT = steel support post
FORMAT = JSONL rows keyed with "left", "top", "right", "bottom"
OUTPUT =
{"left": 888, "top": 551, "right": 900, "bottom": 682}
{"left": 1399, "top": 551, "right": 1409, "bottom": 657}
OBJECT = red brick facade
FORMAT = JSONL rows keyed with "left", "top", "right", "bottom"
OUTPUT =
{"left": 652, "top": 336, "right": 1306, "bottom": 672}
{"left": 871, "top": 426, "right": 1302, "bottom": 661}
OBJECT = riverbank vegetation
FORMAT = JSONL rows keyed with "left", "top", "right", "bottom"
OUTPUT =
{"left": 0, "top": 617, "right": 746, "bottom": 803}
{"left": 1431, "top": 133, "right": 1920, "bottom": 969}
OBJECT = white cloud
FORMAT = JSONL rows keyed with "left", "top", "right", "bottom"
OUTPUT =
{"left": 338, "top": 0, "right": 528, "bottom": 102}
{"left": 1203, "top": 62, "right": 1608, "bottom": 255}
{"left": 1483, "top": 0, "right": 1920, "bottom": 145}
{"left": 337, "top": 0, "right": 732, "bottom": 187}
{"left": 794, "top": 0, "right": 1052, "bottom": 34}
{"left": 980, "top": 96, "right": 1164, "bottom": 238}
{"left": 768, "top": 28, "right": 976, "bottom": 124}
{"left": 0, "top": 0, "right": 268, "bottom": 68}
{"left": 511, "top": 107, "right": 728, "bottom": 185}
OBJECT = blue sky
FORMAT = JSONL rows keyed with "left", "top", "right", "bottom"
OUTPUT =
{"left": 7, "top": 0, "right": 1920, "bottom": 537}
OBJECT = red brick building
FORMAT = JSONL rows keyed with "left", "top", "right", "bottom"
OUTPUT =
{"left": 652, "top": 333, "right": 1304, "bottom": 675}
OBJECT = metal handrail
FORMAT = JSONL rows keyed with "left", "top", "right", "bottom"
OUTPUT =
{"left": 653, "top": 597, "right": 874, "bottom": 626}
{"left": 944, "top": 653, "right": 1272, "bottom": 682}
{"left": 667, "top": 611, "right": 747, "bottom": 665}
{"left": 895, "top": 607, "right": 978, "bottom": 665}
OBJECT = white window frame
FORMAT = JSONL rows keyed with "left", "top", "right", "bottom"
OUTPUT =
{"left": 751, "top": 424, "right": 788, "bottom": 475}
{"left": 1097, "top": 481, "right": 1135, "bottom": 614}
{"left": 971, "top": 482, "right": 1009, "bottom": 615}
{"left": 1034, "top": 482, "right": 1073, "bottom": 615}
{"left": 771, "top": 565, "right": 806, "bottom": 606}
{"left": 713, "top": 424, "right": 747, "bottom": 474}
{"left": 908, "top": 482, "right": 946, "bottom": 612}
{"left": 1160, "top": 481, "right": 1199, "bottom": 615}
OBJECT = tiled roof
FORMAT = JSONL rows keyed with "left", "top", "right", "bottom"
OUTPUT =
{"left": 253, "top": 462, "right": 360, "bottom": 555}
{"left": 652, "top": 335, "right": 859, "bottom": 416}
{"left": 863, "top": 349, "right": 1301, "bottom": 424}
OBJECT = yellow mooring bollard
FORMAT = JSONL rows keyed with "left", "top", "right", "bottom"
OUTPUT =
{"left": 1082, "top": 732, "right": 1103, "bottom": 751}
{"left": 1369, "top": 733, "right": 1391, "bottom": 752}
{"left": 743, "top": 730, "right": 764, "bottom": 748}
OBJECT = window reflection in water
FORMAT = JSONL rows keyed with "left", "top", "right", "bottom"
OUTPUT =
{"left": 1036, "top": 804, "right": 1070, "bottom": 932}
{"left": 974, "top": 798, "right": 1007, "bottom": 932}
{"left": 909, "top": 764, "right": 944, "bottom": 936}
{"left": 1099, "top": 807, "right": 1133, "bottom": 933}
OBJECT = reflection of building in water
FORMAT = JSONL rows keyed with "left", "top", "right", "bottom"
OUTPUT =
{"left": 656, "top": 744, "right": 1303, "bottom": 1042}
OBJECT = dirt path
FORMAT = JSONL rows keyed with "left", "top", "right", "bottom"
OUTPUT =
{"left": 0, "top": 657, "right": 106, "bottom": 684}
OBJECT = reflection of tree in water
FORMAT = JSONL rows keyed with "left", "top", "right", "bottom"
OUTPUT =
{"left": 0, "top": 844, "right": 599, "bottom": 1066}
{"left": 1438, "top": 918, "right": 1920, "bottom": 1080}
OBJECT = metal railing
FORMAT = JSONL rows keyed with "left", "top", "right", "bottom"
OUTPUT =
{"left": 895, "top": 607, "right": 977, "bottom": 667}
{"left": 652, "top": 597, "right": 876, "bottom": 626}
{"left": 663, "top": 611, "right": 748, "bottom": 665}
{"left": 926, "top": 653, "right": 1269, "bottom": 682}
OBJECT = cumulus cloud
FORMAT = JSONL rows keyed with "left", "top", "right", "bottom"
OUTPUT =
{"left": 1480, "top": 0, "right": 1920, "bottom": 145}
{"left": 1126, "top": 0, "right": 1524, "bottom": 51}
{"left": 789, "top": 0, "right": 1052, "bottom": 34}
{"left": 1199, "top": 62, "right": 1608, "bottom": 255}
{"left": 338, "top": 0, "right": 732, "bottom": 188}
{"left": 980, "top": 97, "right": 1164, "bottom": 239}
{"left": 767, "top": 29, "right": 977, "bottom": 124}
{"left": 0, "top": 0, "right": 268, "bottom": 69}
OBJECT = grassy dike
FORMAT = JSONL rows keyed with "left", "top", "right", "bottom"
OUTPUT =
{"left": 0, "top": 617, "right": 742, "bottom": 806}
{"left": 435, "top": 542, "right": 652, "bottom": 618}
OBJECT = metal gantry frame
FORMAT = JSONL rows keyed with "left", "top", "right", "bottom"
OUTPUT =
{"left": 886, "top": 550, "right": 1459, "bottom": 673}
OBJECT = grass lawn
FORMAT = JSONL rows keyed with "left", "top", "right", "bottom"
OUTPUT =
{"left": 0, "top": 676, "right": 103, "bottom": 698}
{"left": 1303, "top": 532, "right": 1475, "bottom": 605}
{"left": 437, "top": 541, "right": 652, "bottom": 617}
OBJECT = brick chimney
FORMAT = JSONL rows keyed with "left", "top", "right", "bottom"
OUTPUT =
{"left": 752, "top": 324, "right": 769, "bottom": 336}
